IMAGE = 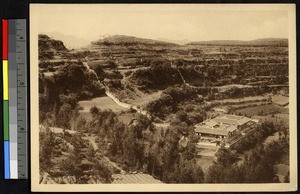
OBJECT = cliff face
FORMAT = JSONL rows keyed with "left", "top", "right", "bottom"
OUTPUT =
{"left": 39, "top": 34, "right": 68, "bottom": 60}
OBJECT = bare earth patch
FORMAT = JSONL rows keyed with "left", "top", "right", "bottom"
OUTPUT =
{"left": 78, "top": 96, "right": 129, "bottom": 112}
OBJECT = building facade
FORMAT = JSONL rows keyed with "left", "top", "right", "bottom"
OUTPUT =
{"left": 194, "top": 114, "right": 257, "bottom": 141}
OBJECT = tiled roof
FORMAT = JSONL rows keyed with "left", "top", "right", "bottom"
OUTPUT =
{"left": 112, "top": 173, "right": 163, "bottom": 184}
{"left": 213, "top": 114, "right": 251, "bottom": 126}
{"left": 195, "top": 126, "right": 229, "bottom": 136}
{"left": 213, "top": 117, "right": 240, "bottom": 125}
{"left": 225, "top": 125, "right": 237, "bottom": 132}
{"left": 194, "top": 114, "right": 253, "bottom": 136}
{"left": 238, "top": 117, "right": 251, "bottom": 125}
{"left": 203, "top": 119, "right": 218, "bottom": 127}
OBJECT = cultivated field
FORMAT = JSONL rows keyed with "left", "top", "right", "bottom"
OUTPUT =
{"left": 210, "top": 95, "right": 268, "bottom": 104}
{"left": 272, "top": 95, "right": 289, "bottom": 106}
{"left": 232, "top": 104, "right": 288, "bottom": 117}
{"left": 78, "top": 96, "right": 129, "bottom": 112}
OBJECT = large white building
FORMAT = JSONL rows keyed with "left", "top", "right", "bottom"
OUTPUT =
{"left": 194, "top": 114, "right": 257, "bottom": 140}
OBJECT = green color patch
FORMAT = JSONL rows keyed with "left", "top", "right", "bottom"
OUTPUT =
{"left": 3, "top": 100, "right": 9, "bottom": 140}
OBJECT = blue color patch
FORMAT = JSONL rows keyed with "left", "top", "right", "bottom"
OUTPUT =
{"left": 4, "top": 141, "right": 10, "bottom": 179}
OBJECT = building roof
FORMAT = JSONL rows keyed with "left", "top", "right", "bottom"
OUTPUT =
{"left": 194, "top": 114, "right": 254, "bottom": 136}
{"left": 225, "top": 125, "right": 237, "bottom": 132}
{"left": 203, "top": 119, "right": 218, "bottom": 127}
{"left": 213, "top": 117, "right": 239, "bottom": 125}
{"left": 218, "top": 123, "right": 230, "bottom": 129}
{"left": 213, "top": 114, "right": 251, "bottom": 126}
{"left": 238, "top": 117, "right": 252, "bottom": 125}
{"left": 112, "top": 173, "right": 163, "bottom": 184}
{"left": 195, "top": 126, "right": 229, "bottom": 136}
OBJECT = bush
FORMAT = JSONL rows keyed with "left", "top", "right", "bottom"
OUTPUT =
{"left": 232, "top": 121, "right": 278, "bottom": 153}
{"left": 130, "top": 62, "right": 182, "bottom": 90}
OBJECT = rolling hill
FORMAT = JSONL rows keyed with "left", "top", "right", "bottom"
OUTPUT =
{"left": 91, "top": 35, "right": 178, "bottom": 47}
{"left": 187, "top": 38, "right": 288, "bottom": 46}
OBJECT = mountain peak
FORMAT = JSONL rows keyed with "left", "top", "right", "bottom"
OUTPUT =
{"left": 46, "top": 32, "right": 90, "bottom": 49}
{"left": 38, "top": 34, "right": 68, "bottom": 51}
{"left": 91, "top": 35, "right": 178, "bottom": 47}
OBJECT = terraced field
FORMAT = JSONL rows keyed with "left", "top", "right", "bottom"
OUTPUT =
{"left": 272, "top": 94, "right": 289, "bottom": 106}
{"left": 232, "top": 104, "right": 288, "bottom": 117}
{"left": 210, "top": 95, "right": 268, "bottom": 104}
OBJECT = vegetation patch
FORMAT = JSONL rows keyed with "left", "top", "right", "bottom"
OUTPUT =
{"left": 232, "top": 104, "right": 288, "bottom": 117}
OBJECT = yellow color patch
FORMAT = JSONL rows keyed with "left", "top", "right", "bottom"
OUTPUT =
{"left": 3, "top": 60, "right": 8, "bottom": 100}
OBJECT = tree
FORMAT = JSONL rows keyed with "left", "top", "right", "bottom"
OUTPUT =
{"left": 161, "top": 128, "right": 180, "bottom": 182}
{"left": 91, "top": 63, "right": 105, "bottom": 81}
{"left": 60, "top": 133, "right": 86, "bottom": 183}
{"left": 215, "top": 147, "right": 239, "bottom": 167}
{"left": 177, "top": 158, "right": 204, "bottom": 183}
{"left": 108, "top": 122, "right": 125, "bottom": 157}
{"left": 122, "top": 126, "right": 139, "bottom": 168}
{"left": 93, "top": 159, "right": 112, "bottom": 183}
{"left": 56, "top": 103, "right": 73, "bottom": 129}
{"left": 242, "top": 145, "right": 277, "bottom": 183}
{"left": 149, "top": 140, "right": 164, "bottom": 176}
{"left": 39, "top": 127, "right": 56, "bottom": 171}
{"left": 60, "top": 149, "right": 84, "bottom": 183}
{"left": 86, "top": 143, "right": 96, "bottom": 160}
{"left": 56, "top": 62, "right": 86, "bottom": 92}
{"left": 232, "top": 121, "right": 279, "bottom": 153}
{"left": 176, "top": 110, "right": 188, "bottom": 122}
{"left": 205, "top": 163, "right": 225, "bottom": 183}
{"left": 284, "top": 171, "right": 290, "bottom": 183}
{"left": 74, "top": 116, "right": 87, "bottom": 132}
{"left": 223, "top": 164, "right": 244, "bottom": 183}
{"left": 181, "top": 140, "right": 196, "bottom": 161}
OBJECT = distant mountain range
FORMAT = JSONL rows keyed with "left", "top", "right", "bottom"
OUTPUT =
{"left": 92, "top": 36, "right": 288, "bottom": 47}
{"left": 187, "top": 38, "right": 288, "bottom": 46}
{"left": 41, "top": 33, "right": 288, "bottom": 49}
{"left": 157, "top": 38, "right": 190, "bottom": 45}
{"left": 46, "top": 31, "right": 90, "bottom": 49}
{"left": 91, "top": 35, "right": 178, "bottom": 47}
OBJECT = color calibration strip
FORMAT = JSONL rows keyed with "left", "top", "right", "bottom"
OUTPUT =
{"left": 2, "top": 19, "right": 28, "bottom": 179}
{"left": 3, "top": 19, "right": 10, "bottom": 179}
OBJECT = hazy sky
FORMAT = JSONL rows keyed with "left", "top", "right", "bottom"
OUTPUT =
{"left": 32, "top": 4, "right": 289, "bottom": 43}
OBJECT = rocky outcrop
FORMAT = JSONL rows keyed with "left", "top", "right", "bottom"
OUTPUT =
{"left": 38, "top": 34, "right": 68, "bottom": 60}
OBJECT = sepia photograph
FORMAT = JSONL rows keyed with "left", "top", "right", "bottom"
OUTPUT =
{"left": 30, "top": 4, "right": 297, "bottom": 192}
